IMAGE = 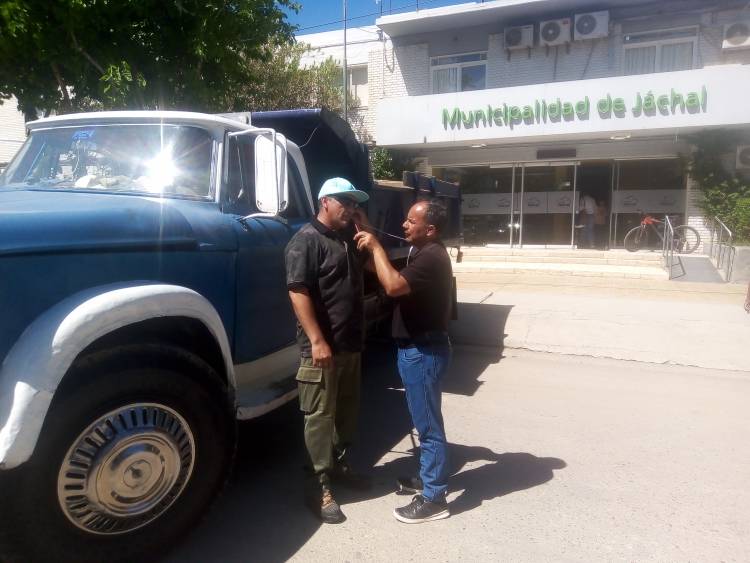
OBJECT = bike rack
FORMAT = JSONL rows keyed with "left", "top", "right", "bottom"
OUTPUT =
{"left": 708, "top": 217, "right": 736, "bottom": 282}
{"left": 661, "top": 215, "right": 685, "bottom": 280}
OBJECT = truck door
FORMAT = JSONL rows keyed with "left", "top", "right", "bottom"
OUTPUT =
{"left": 223, "top": 134, "right": 309, "bottom": 364}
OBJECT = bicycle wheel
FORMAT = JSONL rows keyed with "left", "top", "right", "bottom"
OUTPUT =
{"left": 672, "top": 225, "right": 701, "bottom": 254}
{"left": 623, "top": 226, "right": 645, "bottom": 252}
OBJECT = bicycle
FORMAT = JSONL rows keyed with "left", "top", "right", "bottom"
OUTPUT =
{"left": 623, "top": 214, "right": 701, "bottom": 254}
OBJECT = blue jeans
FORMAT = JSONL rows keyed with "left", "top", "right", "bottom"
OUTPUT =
{"left": 397, "top": 340, "right": 452, "bottom": 502}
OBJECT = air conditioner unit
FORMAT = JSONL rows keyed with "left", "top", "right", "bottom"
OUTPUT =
{"left": 574, "top": 10, "right": 609, "bottom": 40}
{"left": 539, "top": 18, "right": 571, "bottom": 47}
{"left": 504, "top": 25, "right": 534, "bottom": 50}
{"left": 736, "top": 145, "right": 750, "bottom": 169}
{"left": 723, "top": 22, "right": 750, "bottom": 50}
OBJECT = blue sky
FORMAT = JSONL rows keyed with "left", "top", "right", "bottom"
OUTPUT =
{"left": 286, "top": 0, "right": 469, "bottom": 33}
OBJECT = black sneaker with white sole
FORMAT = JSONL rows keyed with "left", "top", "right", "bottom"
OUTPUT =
{"left": 393, "top": 494, "right": 449, "bottom": 524}
{"left": 396, "top": 476, "right": 423, "bottom": 495}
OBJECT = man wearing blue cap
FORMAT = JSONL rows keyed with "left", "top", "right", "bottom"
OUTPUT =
{"left": 284, "top": 177, "right": 371, "bottom": 524}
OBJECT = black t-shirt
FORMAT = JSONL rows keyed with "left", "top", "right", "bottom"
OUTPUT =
{"left": 392, "top": 241, "right": 453, "bottom": 339}
{"left": 285, "top": 218, "right": 365, "bottom": 356}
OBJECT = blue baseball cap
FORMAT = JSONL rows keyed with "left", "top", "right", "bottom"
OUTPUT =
{"left": 318, "top": 177, "right": 369, "bottom": 204}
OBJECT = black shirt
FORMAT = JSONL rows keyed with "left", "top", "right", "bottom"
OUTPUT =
{"left": 285, "top": 218, "right": 365, "bottom": 357}
{"left": 392, "top": 241, "right": 453, "bottom": 339}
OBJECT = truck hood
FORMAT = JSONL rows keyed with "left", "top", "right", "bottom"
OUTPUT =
{"left": 0, "top": 190, "right": 235, "bottom": 255}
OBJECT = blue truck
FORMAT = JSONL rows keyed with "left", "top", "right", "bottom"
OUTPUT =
{"left": 0, "top": 108, "right": 459, "bottom": 562}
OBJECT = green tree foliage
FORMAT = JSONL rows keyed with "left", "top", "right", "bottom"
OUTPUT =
{"left": 688, "top": 131, "right": 750, "bottom": 243}
{"left": 236, "top": 41, "right": 349, "bottom": 113}
{"left": 370, "top": 146, "right": 395, "bottom": 179}
{"left": 369, "top": 146, "right": 415, "bottom": 180}
{"left": 0, "top": 0, "right": 298, "bottom": 119}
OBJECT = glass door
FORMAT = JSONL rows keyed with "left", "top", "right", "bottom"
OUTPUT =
{"left": 444, "top": 165, "right": 516, "bottom": 246}
{"left": 576, "top": 161, "right": 614, "bottom": 249}
{"left": 612, "top": 158, "right": 686, "bottom": 248}
{"left": 518, "top": 163, "right": 577, "bottom": 247}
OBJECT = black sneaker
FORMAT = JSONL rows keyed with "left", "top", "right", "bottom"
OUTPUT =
{"left": 307, "top": 487, "right": 346, "bottom": 524}
{"left": 396, "top": 476, "right": 423, "bottom": 495}
{"left": 393, "top": 494, "right": 449, "bottom": 524}
{"left": 331, "top": 460, "right": 372, "bottom": 490}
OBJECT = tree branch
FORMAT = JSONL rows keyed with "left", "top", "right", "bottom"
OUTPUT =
{"left": 70, "top": 30, "right": 105, "bottom": 74}
{"left": 50, "top": 62, "right": 72, "bottom": 111}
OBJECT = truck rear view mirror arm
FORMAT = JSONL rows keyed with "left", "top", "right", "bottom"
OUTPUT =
{"left": 228, "top": 127, "right": 289, "bottom": 217}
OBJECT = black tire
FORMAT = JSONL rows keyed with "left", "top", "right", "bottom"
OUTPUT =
{"left": 623, "top": 226, "right": 644, "bottom": 252}
{"left": 0, "top": 344, "right": 236, "bottom": 563}
{"left": 672, "top": 225, "right": 701, "bottom": 254}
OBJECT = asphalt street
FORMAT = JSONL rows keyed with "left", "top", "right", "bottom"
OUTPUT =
{"left": 165, "top": 342, "right": 750, "bottom": 562}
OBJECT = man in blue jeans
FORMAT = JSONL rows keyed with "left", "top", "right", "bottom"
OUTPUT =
{"left": 355, "top": 199, "right": 453, "bottom": 523}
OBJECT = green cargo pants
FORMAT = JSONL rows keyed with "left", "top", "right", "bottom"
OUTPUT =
{"left": 296, "top": 352, "right": 361, "bottom": 485}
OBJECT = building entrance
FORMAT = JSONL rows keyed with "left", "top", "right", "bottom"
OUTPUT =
{"left": 518, "top": 164, "right": 576, "bottom": 246}
{"left": 438, "top": 157, "right": 686, "bottom": 248}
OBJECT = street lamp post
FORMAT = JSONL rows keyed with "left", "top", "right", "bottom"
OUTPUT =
{"left": 343, "top": 0, "right": 348, "bottom": 122}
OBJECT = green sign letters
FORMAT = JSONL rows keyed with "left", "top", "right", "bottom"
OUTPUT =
{"left": 441, "top": 86, "right": 708, "bottom": 130}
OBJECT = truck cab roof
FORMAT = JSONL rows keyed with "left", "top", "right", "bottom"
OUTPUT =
{"left": 27, "top": 111, "right": 257, "bottom": 133}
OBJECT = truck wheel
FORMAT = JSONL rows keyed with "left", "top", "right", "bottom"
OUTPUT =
{"left": 0, "top": 345, "right": 236, "bottom": 563}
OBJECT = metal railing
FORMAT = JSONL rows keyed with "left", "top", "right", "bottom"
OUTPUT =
{"left": 661, "top": 215, "right": 684, "bottom": 279}
{"left": 708, "top": 217, "right": 736, "bottom": 282}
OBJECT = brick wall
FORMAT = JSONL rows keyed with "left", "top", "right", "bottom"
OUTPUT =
{"left": 487, "top": 32, "right": 613, "bottom": 89}
{"left": 366, "top": 42, "right": 429, "bottom": 145}
{"left": 347, "top": 106, "right": 371, "bottom": 143}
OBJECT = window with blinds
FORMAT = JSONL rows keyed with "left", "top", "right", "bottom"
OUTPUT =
{"left": 431, "top": 52, "right": 487, "bottom": 94}
{"left": 622, "top": 27, "right": 697, "bottom": 75}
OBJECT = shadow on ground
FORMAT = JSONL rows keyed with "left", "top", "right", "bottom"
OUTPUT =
{"left": 447, "top": 301, "right": 512, "bottom": 395}
{"left": 376, "top": 445, "right": 566, "bottom": 516}
{"left": 450, "top": 302, "right": 512, "bottom": 350}
{"left": 164, "top": 336, "right": 562, "bottom": 562}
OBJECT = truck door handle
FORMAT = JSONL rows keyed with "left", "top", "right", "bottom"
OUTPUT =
{"left": 238, "top": 213, "right": 289, "bottom": 228}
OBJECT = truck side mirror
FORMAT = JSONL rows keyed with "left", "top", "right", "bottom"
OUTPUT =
{"left": 255, "top": 132, "right": 288, "bottom": 214}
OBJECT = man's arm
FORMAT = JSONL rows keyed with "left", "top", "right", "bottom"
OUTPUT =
{"left": 354, "top": 231, "right": 410, "bottom": 297}
{"left": 288, "top": 287, "right": 333, "bottom": 368}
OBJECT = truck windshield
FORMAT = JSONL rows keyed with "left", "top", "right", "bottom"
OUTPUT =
{"left": 0, "top": 123, "right": 214, "bottom": 198}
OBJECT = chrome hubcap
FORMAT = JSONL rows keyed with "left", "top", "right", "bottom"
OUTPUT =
{"left": 57, "top": 403, "right": 195, "bottom": 535}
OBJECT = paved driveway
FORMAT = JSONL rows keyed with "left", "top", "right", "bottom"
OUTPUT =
{"left": 166, "top": 343, "right": 750, "bottom": 562}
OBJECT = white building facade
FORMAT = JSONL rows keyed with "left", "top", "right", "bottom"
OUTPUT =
{"left": 0, "top": 97, "right": 26, "bottom": 169}
{"left": 298, "top": 25, "right": 383, "bottom": 142}
{"left": 299, "top": 0, "right": 750, "bottom": 249}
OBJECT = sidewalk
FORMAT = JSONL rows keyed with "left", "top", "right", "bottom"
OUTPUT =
{"left": 450, "top": 286, "right": 750, "bottom": 372}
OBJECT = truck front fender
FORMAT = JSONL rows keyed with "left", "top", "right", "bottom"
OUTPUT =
{"left": 0, "top": 282, "right": 234, "bottom": 470}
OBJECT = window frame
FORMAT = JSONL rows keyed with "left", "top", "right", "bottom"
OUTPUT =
{"left": 286, "top": 143, "right": 314, "bottom": 218}
{"left": 347, "top": 65, "right": 368, "bottom": 108}
{"left": 622, "top": 26, "right": 698, "bottom": 75}
{"left": 282, "top": 153, "right": 310, "bottom": 220}
{"left": 430, "top": 51, "right": 488, "bottom": 94}
{"left": 1, "top": 122, "right": 218, "bottom": 201}
{"left": 221, "top": 131, "right": 256, "bottom": 214}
